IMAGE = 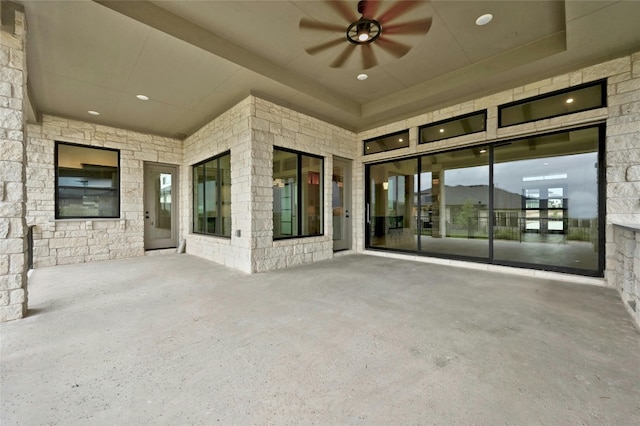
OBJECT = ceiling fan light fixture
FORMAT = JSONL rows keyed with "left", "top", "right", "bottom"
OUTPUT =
{"left": 357, "top": 21, "right": 371, "bottom": 41}
{"left": 347, "top": 18, "right": 381, "bottom": 45}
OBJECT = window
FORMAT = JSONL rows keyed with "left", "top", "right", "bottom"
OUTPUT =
{"left": 367, "top": 158, "right": 418, "bottom": 252}
{"left": 365, "top": 125, "right": 603, "bottom": 276}
{"left": 364, "top": 129, "right": 409, "bottom": 155}
{"left": 273, "top": 148, "right": 323, "bottom": 238}
{"left": 419, "top": 110, "right": 486, "bottom": 144}
{"left": 55, "top": 142, "right": 120, "bottom": 219}
{"left": 193, "top": 152, "right": 231, "bottom": 237}
{"left": 498, "top": 80, "right": 606, "bottom": 127}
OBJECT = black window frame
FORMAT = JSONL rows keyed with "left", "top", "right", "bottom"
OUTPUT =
{"left": 419, "top": 110, "right": 487, "bottom": 144}
{"left": 498, "top": 80, "right": 607, "bottom": 128}
{"left": 192, "top": 151, "right": 231, "bottom": 238}
{"left": 54, "top": 141, "right": 121, "bottom": 219}
{"left": 363, "top": 129, "right": 410, "bottom": 156}
{"left": 364, "top": 124, "right": 605, "bottom": 277}
{"left": 273, "top": 146, "right": 324, "bottom": 240}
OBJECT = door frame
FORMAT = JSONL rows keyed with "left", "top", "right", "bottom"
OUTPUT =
{"left": 143, "top": 162, "right": 179, "bottom": 250}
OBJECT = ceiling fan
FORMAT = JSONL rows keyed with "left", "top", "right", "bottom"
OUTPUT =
{"left": 299, "top": 0, "right": 432, "bottom": 70}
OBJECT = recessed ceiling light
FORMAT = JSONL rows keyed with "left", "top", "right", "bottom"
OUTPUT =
{"left": 136, "top": 94, "right": 150, "bottom": 101}
{"left": 476, "top": 13, "right": 493, "bottom": 26}
{"left": 566, "top": 98, "right": 574, "bottom": 104}
{"left": 479, "top": 148, "right": 487, "bottom": 153}
{"left": 398, "top": 138, "right": 403, "bottom": 142}
{"left": 357, "top": 73, "right": 368, "bottom": 81}
{"left": 439, "top": 128, "right": 445, "bottom": 133}
{"left": 88, "top": 110, "right": 100, "bottom": 116}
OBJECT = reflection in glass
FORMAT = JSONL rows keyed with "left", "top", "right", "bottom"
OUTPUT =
{"left": 219, "top": 154, "right": 232, "bottom": 236}
{"left": 193, "top": 152, "right": 231, "bottom": 237}
{"left": 499, "top": 80, "right": 605, "bottom": 127}
{"left": 332, "top": 166, "right": 345, "bottom": 241}
{"left": 365, "top": 125, "right": 602, "bottom": 275}
{"left": 273, "top": 148, "right": 323, "bottom": 238}
{"left": 56, "top": 143, "right": 119, "bottom": 218}
{"left": 368, "top": 159, "right": 418, "bottom": 251}
{"left": 273, "top": 149, "right": 298, "bottom": 238}
{"left": 205, "top": 161, "right": 218, "bottom": 233}
{"left": 153, "top": 172, "right": 172, "bottom": 237}
{"left": 493, "top": 127, "right": 599, "bottom": 273}
{"left": 364, "top": 130, "right": 410, "bottom": 155}
{"left": 419, "top": 110, "right": 486, "bottom": 144}
{"left": 419, "top": 147, "right": 489, "bottom": 259}
{"left": 301, "top": 155, "right": 322, "bottom": 236}
{"left": 194, "top": 165, "right": 205, "bottom": 233}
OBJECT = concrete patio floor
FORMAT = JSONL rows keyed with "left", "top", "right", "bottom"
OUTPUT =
{"left": 1, "top": 254, "right": 639, "bottom": 425}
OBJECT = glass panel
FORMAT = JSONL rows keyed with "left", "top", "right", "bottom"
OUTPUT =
{"left": 332, "top": 165, "right": 346, "bottom": 241}
{"left": 219, "top": 154, "right": 232, "bottom": 237}
{"left": 153, "top": 172, "right": 172, "bottom": 236}
{"left": 192, "top": 153, "right": 231, "bottom": 237}
{"left": 419, "top": 111, "right": 486, "bottom": 144}
{"left": 301, "top": 155, "right": 322, "bottom": 235}
{"left": 193, "top": 165, "right": 205, "bottom": 233}
{"left": 204, "top": 160, "right": 218, "bottom": 234}
{"left": 368, "top": 158, "right": 418, "bottom": 251}
{"left": 419, "top": 146, "right": 489, "bottom": 259}
{"left": 364, "top": 130, "right": 409, "bottom": 155}
{"left": 273, "top": 149, "right": 298, "bottom": 238}
{"left": 56, "top": 143, "right": 119, "bottom": 218}
{"left": 493, "top": 127, "right": 600, "bottom": 272}
{"left": 499, "top": 81, "right": 605, "bottom": 127}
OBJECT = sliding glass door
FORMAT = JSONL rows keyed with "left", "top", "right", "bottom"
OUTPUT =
{"left": 419, "top": 146, "right": 489, "bottom": 260}
{"left": 365, "top": 125, "right": 603, "bottom": 276}
{"left": 367, "top": 158, "right": 418, "bottom": 252}
{"left": 492, "top": 127, "right": 601, "bottom": 273}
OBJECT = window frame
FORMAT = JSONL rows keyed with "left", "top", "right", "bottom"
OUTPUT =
{"left": 192, "top": 151, "right": 231, "bottom": 238}
{"left": 498, "top": 80, "right": 607, "bottom": 128}
{"left": 273, "top": 146, "right": 324, "bottom": 240}
{"left": 418, "top": 110, "right": 487, "bottom": 144}
{"left": 364, "top": 124, "right": 605, "bottom": 277}
{"left": 54, "top": 141, "right": 121, "bottom": 219}
{"left": 363, "top": 129, "right": 410, "bottom": 156}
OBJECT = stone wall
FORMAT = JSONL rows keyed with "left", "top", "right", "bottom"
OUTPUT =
{"left": 181, "top": 97, "right": 253, "bottom": 273}
{"left": 0, "top": 4, "right": 28, "bottom": 321}
{"left": 250, "top": 97, "right": 357, "bottom": 272}
{"left": 609, "top": 225, "right": 640, "bottom": 326}
{"left": 25, "top": 115, "right": 182, "bottom": 267}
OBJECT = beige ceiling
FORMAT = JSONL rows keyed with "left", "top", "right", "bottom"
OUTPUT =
{"left": 17, "top": 0, "right": 640, "bottom": 139}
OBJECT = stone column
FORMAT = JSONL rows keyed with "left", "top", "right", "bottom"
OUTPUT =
{"left": 0, "top": 1, "right": 28, "bottom": 321}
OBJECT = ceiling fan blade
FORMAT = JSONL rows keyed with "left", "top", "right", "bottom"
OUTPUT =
{"left": 299, "top": 18, "right": 347, "bottom": 33}
{"left": 376, "top": 36, "right": 412, "bottom": 58}
{"left": 330, "top": 44, "right": 357, "bottom": 68}
{"left": 377, "top": 0, "right": 426, "bottom": 24}
{"left": 383, "top": 17, "right": 432, "bottom": 35}
{"left": 360, "top": 0, "right": 381, "bottom": 19}
{"left": 326, "top": 0, "right": 358, "bottom": 23}
{"left": 305, "top": 37, "right": 345, "bottom": 56}
{"left": 361, "top": 44, "right": 378, "bottom": 70}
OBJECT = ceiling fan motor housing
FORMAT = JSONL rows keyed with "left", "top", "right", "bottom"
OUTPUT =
{"left": 347, "top": 18, "right": 381, "bottom": 44}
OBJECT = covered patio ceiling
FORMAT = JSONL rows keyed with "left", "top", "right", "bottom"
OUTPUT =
{"left": 18, "top": 0, "right": 640, "bottom": 138}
